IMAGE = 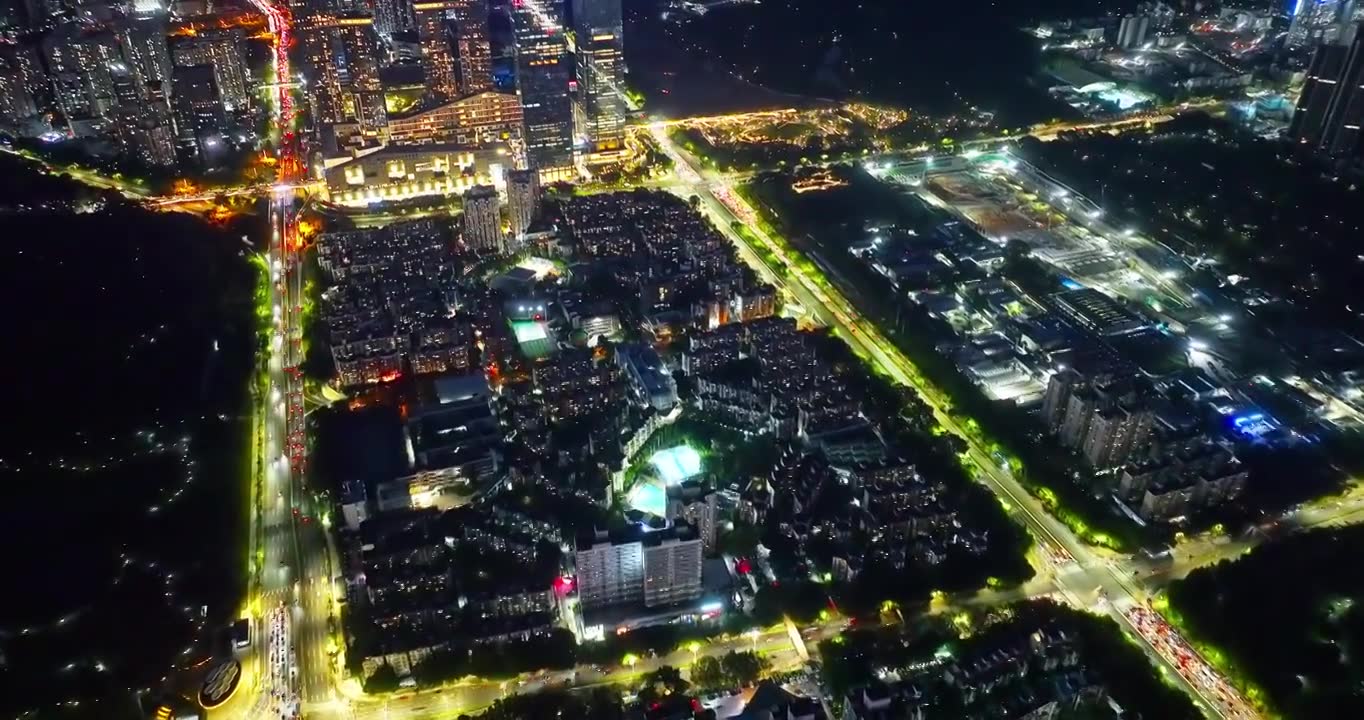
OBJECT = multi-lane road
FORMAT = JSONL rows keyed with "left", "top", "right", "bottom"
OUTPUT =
{"left": 16, "top": 48, "right": 1331, "bottom": 715}
{"left": 646, "top": 124, "right": 1270, "bottom": 718}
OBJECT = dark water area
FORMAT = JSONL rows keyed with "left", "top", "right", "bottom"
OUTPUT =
{"left": 0, "top": 176, "right": 259, "bottom": 718}
{"left": 636, "top": 0, "right": 1139, "bottom": 124}
{"left": 624, "top": 0, "right": 837, "bottom": 117}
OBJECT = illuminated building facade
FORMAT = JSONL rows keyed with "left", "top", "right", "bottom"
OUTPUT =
{"left": 118, "top": 15, "right": 172, "bottom": 89}
{"left": 414, "top": 1, "right": 459, "bottom": 101}
{"left": 572, "top": 0, "right": 625, "bottom": 157}
{"left": 299, "top": 14, "right": 389, "bottom": 144}
{"left": 450, "top": 0, "right": 492, "bottom": 96}
{"left": 1291, "top": 24, "right": 1364, "bottom": 164}
{"left": 42, "top": 27, "right": 123, "bottom": 125}
{"left": 373, "top": 0, "right": 415, "bottom": 37}
{"left": 385, "top": 89, "right": 522, "bottom": 146}
{"left": 324, "top": 142, "right": 511, "bottom": 205}
{"left": 461, "top": 184, "right": 504, "bottom": 253}
{"left": 1287, "top": 0, "right": 1347, "bottom": 48}
{"left": 0, "top": 42, "right": 41, "bottom": 124}
{"left": 170, "top": 28, "right": 249, "bottom": 112}
{"left": 512, "top": 0, "right": 574, "bottom": 181}
{"left": 506, "top": 168, "right": 540, "bottom": 240}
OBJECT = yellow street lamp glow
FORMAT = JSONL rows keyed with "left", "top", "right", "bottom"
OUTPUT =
{"left": 622, "top": 653, "right": 639, "bottom": 668}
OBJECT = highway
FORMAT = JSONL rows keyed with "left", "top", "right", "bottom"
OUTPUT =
{"left": 210, "top": 1, "right": 343, "bottom": 719}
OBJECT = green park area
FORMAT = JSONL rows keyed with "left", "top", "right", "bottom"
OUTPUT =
{"left": 819, "top": 600, "right": 1199, "bottom": 719}
{"left": 1158, "top": 525, "right": 1364, "bottom": 719}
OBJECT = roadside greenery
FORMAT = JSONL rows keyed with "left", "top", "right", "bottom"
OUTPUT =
{"left": 736, "top": 171, "right": 1143, "bottom": 551}
{"left": 1161, "top": 525, "right": 1364, "bottom": 718}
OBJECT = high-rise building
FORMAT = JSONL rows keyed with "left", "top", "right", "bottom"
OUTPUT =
{"left": 373, "top": 0, "right": 415, "bottom": 37}
{"left": 574, "top": 525, "right": 703, "bottom": 610}
{"left": 299, "top": 13, "right": 389, "bottom": 145}
{"left": 450, "top": 0, "right": 491, "bottom": 96}
{"left": 1287, "top": 0, "right": 1348, "bottom": 48}
{"left": 506, "top": 168, "right": 540, "bottom": 240}
{"left": 118, "top": 14, "right": 171, "bottom": 90}
{"left": 337, "top": 15, "right": 388, "bottom": 138}
{"left": 109, "top": 60, "right": 176, "bottom": 167}
{"left": 513, "top": 0, "right": 574, "bottom": 181}
{"left": 666, "top": 484, "right": 718, "bottom": 555}
{"left": 43, "top": 27, "right": 123, "bottom": 123}
{"left": 642, "top": 533, "right": 703, "bottom": 607}
{"left": 1291, "top": 24, "right": 1364, "bottom": 164}
{"left": 0, "top": 43, "right": 41, "bottom": 125}
{"left": 572, "top": 0, "right": 625, "bottom": 157}
{"left": 1115, "top": 13, "right": 1151, "bottom": 49}
{"left": 171, "top": 28, "right": 249, "bottom": 113}
{"left": 414, "top": 1, "right": 459, "bottom": 101}
{"left": 171, "top": 63, "right": 224, "bottom": 149}
{"left": 575, "top": 532, "right": 644, "bottom": 609}
{"left": 1081, "top": 403, "right": 1154, "bottom": 469}
{"left": 462, "top": 184, "right": 503, "bottom": 253}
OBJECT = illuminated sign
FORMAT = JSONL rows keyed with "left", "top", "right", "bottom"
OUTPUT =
{"left": 198, "top": 659, "right": 242, "bottom": 708}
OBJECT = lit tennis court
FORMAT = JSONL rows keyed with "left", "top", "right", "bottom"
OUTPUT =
{"left": 649, "top": 445, "right": 702, "bottom": 485}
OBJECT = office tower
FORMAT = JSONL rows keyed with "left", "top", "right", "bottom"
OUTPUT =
{"left": 171, "top": 29, "right": 249, "bottom": 113}
{"left": 506, "top": 168, "right": 540, "bottom": 240}
{"left": 1291, "top": 25, "right": 1364, "bottom": 163}
{"left": 1288, "top": 0, "right": 1346, "bottom": 47}
{"left": 450, "top": 0, "right": 492, "bottom": 95}
{"left": 1115, "top": 13, "right": 1151, "bottom": 49}
{"left": 572, "top": 0, "right": 624, "bottom": 156}
{"left": 461, "top": 184, "right": 503, "bottom": 253}
{"left": 513, "top": 0, "right": 574, "bottom": 181}
{"left": 299, "top": 13, "right": 345, "bottom": 126}
{"left": 373, "top": 0, "right": 415, "bottom": 37}
{"left": 414, "top": 1, "right": 459, "bottom": 101}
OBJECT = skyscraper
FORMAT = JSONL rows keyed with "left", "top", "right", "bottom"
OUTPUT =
{"left": 414, "top": 1, "right": 459, "bottom": 101}
{"left": 1115, "top": 13, "right": 1151, "bottom": 49}
{"left": 462, "top": 184, "right": 503, "bottom": 253}
{"left": 1291, "top": 24, "right": 1364, "bottom": 163}
{"left": 506, "top": 168, "right": 541, "bottom": 241}
{"left": 1287, "top": 0, "right": 1347, "bottom": 48}
{"left": 450, "top": 0, "right": 492, "bottom": 96}
{"left": 118, "top": 14, "right": 172, "bottom": 90}
{"left": 572, "top": 0, "right": 625, "bottom": 157}
{"left": 299, "top": 14, "right": 389, "bottom": 145}
{"left": 513, "top": 0, "right": 574, "bottom": 181}
{"left": 373, "top": 0, "right": 415, "bottom": 37}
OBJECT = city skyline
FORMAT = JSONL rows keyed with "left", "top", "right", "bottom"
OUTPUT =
{"left": 6, "top": 2, "right": 1364, "bottom": 720}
